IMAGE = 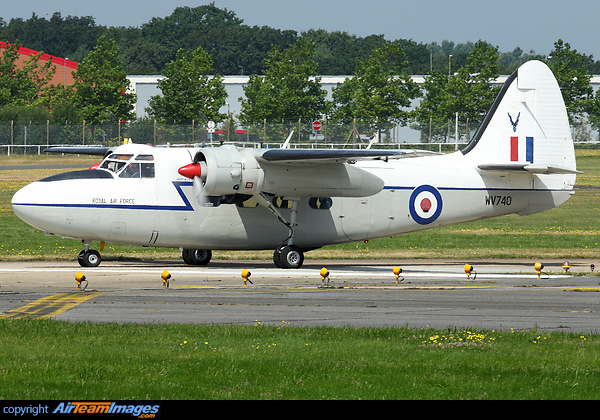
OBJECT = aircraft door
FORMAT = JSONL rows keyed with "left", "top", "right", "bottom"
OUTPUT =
{"left": 340, "top": 190, "right": 395, "bottom": 241}
{"left": 340, "top": 197, "right": 371, "bottom": 241}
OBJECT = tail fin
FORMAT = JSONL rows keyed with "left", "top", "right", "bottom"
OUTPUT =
{"left": 462, "top": 60, "right": 578, "bottom": 176}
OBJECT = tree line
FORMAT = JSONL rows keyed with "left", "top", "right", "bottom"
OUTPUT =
{"left": 1, "top": 4, "right": 600, "bottom": 144}
{"left": 3, "top": 4, "right": 600, "bottom": 77}
{"left": 150, "top": 37, "right": 600, "bottom": 141}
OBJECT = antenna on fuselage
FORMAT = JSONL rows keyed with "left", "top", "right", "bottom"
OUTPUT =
{"left": 281, "top": 131, "right": 294, "bottom": 149}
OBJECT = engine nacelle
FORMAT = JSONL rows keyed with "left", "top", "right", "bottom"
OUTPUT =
{"left": 261, "top": 163, "right": 384, "bottom": 197}
{"left": 192, "top": 146, "right": 264, "bottom": 196}
{"left": 182, "top": 145, "right": 384, "bottom": 200}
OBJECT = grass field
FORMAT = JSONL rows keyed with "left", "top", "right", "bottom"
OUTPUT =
{"left": 0, "top": 150, "right": 598, "bottom": 262}
{"left": 1, "top": 319, "right": 599, "bottom": 400}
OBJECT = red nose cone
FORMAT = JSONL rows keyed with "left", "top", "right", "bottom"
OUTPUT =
{"left": 178, "top": 162, "right": 202, "bottom": 179}
{"left": 89, "top": 162, "right": 102, "bottom": 170}
{"left": 420, "top": 198, "right": 432, "bottom": 213}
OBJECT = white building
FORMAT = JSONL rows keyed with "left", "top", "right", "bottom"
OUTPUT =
{"left": 127, "top": 74, "right": 600, "bottom": 143}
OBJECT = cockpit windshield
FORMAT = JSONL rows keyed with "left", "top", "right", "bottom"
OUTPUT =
{"left": 99, "top": 153, "right": 155, "bottom": 178}
{"left": 100, "top": 154, "right": 133, "bottom": 173}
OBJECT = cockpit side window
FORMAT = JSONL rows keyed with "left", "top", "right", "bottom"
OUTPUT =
{"left": 130, "top": 155, "right": 155, "bottom": 178}
{"left": 119, "top": 161, "right": 155, "bottom": 178}
{"left": 119, "top": 163, "right": 141, "bottom": 178}
{"left": 141, "top": 163, "right": 155, "bottom": 178}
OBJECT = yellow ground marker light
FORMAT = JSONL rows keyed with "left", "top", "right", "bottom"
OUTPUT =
{"left": 535, "top": 262, "right": 549, "bottom": 280}
{"left": 242, "top": 269, "right": 252, "bottom": 287}
{"left": 161, "top": 270, "right": 171, "bottom": 288}
{"left": 75, "top": 272, "right": 87, "bottom": 291}
{"left": 320, "top": 267, "right": 330, "bottom": 286}
{"left": 393, "top": 266, "right": 403, "bottom": 283}
{"left": 464, "top": 264, "right": 476, "bottom": 281}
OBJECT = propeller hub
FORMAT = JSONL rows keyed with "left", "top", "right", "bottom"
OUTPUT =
{"left": 178, "top": 162, "right": 203, "bottom": 179}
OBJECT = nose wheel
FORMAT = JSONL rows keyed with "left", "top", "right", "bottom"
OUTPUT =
{"left": 78, "top": 249, "right": 101, "bottom": 267}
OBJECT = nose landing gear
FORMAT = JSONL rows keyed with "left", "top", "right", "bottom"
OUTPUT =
{"left": 78, "top": 246, "right": 102, "bottom": 267}
{"left": 77, "top": 241, "right": 103, "bottom": 267}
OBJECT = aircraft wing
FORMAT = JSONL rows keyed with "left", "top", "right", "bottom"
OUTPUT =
{"left": 44, "top": 146, "right": 113, "bottom": 156}
{"left": 257, "top": 148, "right": 438, "bottom": 165}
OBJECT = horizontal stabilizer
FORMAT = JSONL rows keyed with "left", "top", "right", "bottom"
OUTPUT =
{"left": 478, "top": 163, "right": 582, "bottom": 174}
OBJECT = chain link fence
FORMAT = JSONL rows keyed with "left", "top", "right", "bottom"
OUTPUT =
{"left": 1, "top": 118, "right": 597, "bottom": 155}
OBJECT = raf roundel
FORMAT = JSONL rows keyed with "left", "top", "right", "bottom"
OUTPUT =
{"left": 409, "top": 185, "right": 443, "bottom": 225}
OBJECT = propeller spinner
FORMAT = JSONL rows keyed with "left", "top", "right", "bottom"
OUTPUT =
{"left": 178, "top": 162, "right": 208, "bottom": 205}
{"left": 178, "top": 162, "right": 204, "bottom": 180}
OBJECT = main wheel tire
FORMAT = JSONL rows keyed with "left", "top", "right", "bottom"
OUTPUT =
{"left": 182, "top": 249, "right": 212, "bottom": 266}
{"left": 277, "top": 245, "right": 304, "bottom": 269}
{"left": 273, "top": 246, "right": 285, "bottom": 268}
{"left": 78, "top": 249, "right": 101, "bottom": 267}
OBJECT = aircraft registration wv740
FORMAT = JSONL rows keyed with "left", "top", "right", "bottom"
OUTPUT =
{"left": 12, "top": 61, "right": 580, "bottom": 268}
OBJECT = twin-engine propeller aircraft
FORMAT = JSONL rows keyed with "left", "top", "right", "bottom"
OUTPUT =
{"left": 11, "top": 61, "right": 580, "bottom": 268}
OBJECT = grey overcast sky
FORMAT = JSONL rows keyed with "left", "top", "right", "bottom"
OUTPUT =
{"left": 2, "top": 0, "right": 599, "bottom": 58}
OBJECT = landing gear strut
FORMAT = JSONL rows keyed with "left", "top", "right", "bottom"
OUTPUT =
{"left": 255, "top": 194, "right": 304, "bottom": 269}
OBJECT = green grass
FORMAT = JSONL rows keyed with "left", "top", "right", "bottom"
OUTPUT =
{"left": 0, "top": 319, "right": 598, "bottom": 400}
{"left": 0, "top": 150, "right": 599, "bottom": 261}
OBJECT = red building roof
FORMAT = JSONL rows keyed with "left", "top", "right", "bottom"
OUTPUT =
{"left": 0, "top": 41, "right": 79, "bottom": 86}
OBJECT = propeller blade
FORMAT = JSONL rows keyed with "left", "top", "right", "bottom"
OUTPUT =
{"left": 192, "top": 175, "right": 207, "bottom": 205}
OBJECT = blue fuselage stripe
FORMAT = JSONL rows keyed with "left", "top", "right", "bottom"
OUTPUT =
{"left": 12, "top": 181, "right": 195, "bottom": 211}
{"left": 12, "top": 183, "right": 566, "bottom": 211}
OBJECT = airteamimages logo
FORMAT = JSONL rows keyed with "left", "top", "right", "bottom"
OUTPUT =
{"left": 409, "top": 184, "right": 443, "bottom": 225}
{"left": 52, "top": 401, "right": 160, "bottom": 417}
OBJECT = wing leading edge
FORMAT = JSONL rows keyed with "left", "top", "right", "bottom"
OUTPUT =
{"left": 258, "top": 148, "right": 438, "bottom": 165}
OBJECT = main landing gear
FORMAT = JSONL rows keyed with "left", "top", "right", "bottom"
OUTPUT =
{"left": 182, "top": 249, "right": 212, "bottom": 265}
{"left": 273, "top": 245, "right": 304, "bottom": 269}
{"left": 256, "top": 194, "right": 305, "bottom": 269}
{"left": 179, "top": 195, "right": 307, "bottom": 269}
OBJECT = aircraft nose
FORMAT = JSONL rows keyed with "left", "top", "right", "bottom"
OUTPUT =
{"left": 11, "top": 182, "right": 43, "bottom": 226}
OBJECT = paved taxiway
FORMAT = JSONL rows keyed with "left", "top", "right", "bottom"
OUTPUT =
{"left": 0, "top": 259, "right": 599, "bottom": 332}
